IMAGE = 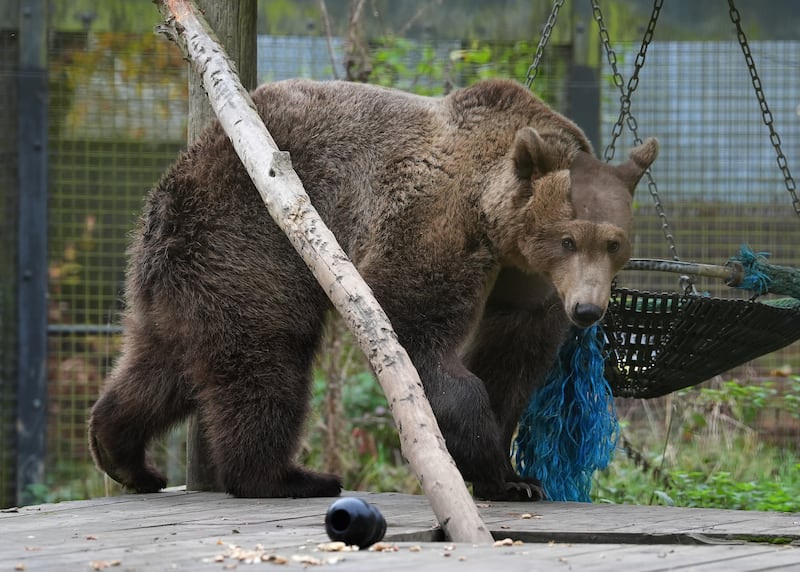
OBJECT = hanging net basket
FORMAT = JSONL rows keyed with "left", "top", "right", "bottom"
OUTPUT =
{"left": 603, "top": 287, "right": 800, "bottom": 398}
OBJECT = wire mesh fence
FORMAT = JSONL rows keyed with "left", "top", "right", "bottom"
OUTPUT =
{"left": 1, "top": 11, "right": 799, "bottom": 506}
{"left": 43, "top": 31, "right": 187, "bottom": 501}
{"left": 605, "top": 41, "right": 800, "bottom": 369}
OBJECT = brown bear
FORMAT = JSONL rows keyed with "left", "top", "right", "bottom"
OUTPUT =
{"left": 88, "top": 78, "right": 658, "bottom": 501}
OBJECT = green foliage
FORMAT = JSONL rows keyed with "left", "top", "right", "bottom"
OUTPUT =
{"left": 783, "top": 376, "right": 800, "bottom": 419}
{"left": 23, "top": 461, "right": 120, "bottom": 505}
{"left": 667, "top": 469, "right": 800, "bottom": 512}
{"left": 696, "top": 380, "right": 778, "bottom": 426}
{"left": 367, "top": 37, "right": 562, "bottom": 105}
{"left": 369, "top": 37, "right": 446, "bottom": 95}
{"left": 301, "top": 322, "right": 419, "bottom": 495}
{"left": 594, "top": 377, "right": 800, "bottom": 512}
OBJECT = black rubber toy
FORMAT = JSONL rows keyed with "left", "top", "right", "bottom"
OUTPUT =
{"left": 324, "top": 497, "right": 387, "bottom": 549}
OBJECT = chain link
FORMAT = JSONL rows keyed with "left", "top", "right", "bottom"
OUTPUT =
{"left": 524, "top": 0, "right": 565, "bottom": 89}
{"left": 598, "top": 0, "right": 662, "bottom": 162}
{"left": 593, "top": 0, "right": 681, "bottom": 266}
{"left": 728, "top": 0, "right": 800, "bottom": 217}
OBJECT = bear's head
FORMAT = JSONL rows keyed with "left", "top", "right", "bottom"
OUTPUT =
{"left": 488, "top": 127, "right": 659, "bottom": 328}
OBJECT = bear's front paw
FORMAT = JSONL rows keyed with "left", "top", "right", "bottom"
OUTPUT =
{"left": 473, "top": 477, "right": 545, "bottom": 502}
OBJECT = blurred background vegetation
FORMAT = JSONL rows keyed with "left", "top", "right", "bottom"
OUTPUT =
{"left": 2, "top": 0, "right": 799, "bottom": 510}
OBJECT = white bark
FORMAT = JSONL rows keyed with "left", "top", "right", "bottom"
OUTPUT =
{"left": 156, "top": 0, "right": 493, "bottom": 544}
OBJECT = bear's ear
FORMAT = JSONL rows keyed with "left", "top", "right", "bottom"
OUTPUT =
{"left": 512, "top": 127, "right": 550, "bottom": 181}
{"left": 617, "top": 137, "right": 659, "bottom": 196}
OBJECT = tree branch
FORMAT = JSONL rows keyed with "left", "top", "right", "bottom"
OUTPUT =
{"left": 155, "top": 0, "right": 492, "bottom": 544}
{"left": 317, "top": 0, "right": 340, "bottom": 80}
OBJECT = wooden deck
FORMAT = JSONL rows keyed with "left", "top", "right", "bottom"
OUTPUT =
{"left": 2, "top": 489, "right": 799, "bottom": 571}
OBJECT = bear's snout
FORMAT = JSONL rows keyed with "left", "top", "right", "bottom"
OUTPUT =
{"left": 571, "top": 302, "right": 604, "bottom": 328}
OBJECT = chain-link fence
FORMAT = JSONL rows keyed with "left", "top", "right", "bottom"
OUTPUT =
{"left": 2, "top": 5, "right": 799, "bottom": 507}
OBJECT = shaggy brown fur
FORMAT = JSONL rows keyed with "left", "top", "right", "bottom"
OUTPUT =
{"left": 88, "top": 78, "right": 658, "bottom": 501}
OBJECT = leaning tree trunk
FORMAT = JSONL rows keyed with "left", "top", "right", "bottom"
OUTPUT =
{"left": 156, "top": 0, "right": 493, "bottom": 545}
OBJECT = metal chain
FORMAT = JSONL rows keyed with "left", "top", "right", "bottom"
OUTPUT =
{"left": 598, "top": 0, "right": 662, "bottom": 162}
{"left": 524, "top": 0, "right": 565, "bottom": 89}
{"left": 728, "top": 0, "right": 800, "bottom": 217}
{"left": 593, "top": 0, "right": 682, "bottom": 267}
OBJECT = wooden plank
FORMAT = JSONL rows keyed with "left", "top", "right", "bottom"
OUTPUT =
{"left": 2, "top": 491, "right": 799, "bottom": 571}
{"left": 479, "top": 500, "right": 800, "bottom": 544}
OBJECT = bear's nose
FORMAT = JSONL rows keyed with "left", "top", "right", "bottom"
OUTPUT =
{"left": 573, "top": 303, "right": 604, "bottom": 328}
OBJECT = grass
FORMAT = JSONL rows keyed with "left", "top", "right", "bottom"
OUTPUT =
{"left": 592, "top": 378, "right": 800, "bottom": 511}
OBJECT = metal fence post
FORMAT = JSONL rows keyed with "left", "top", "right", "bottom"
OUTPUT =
{"left": 16, "top": 0, "right": 48, "bottom": 506}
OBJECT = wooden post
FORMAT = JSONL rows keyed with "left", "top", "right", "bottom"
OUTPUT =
{"left": 156, "top": 0, "right": 493, "bottom": 544}
{"left": 185, "top": 0, "right": 257, "bottom": 493}
{"left": 566, "top": 1, "right": 601, "bottom": 151}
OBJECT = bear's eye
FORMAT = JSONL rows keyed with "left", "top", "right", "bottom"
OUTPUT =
{"left": 561, "top": 237, "right": 576, "bottom": 252}
{"left": 608, "top": 240, "right": 620, "bottom": 254}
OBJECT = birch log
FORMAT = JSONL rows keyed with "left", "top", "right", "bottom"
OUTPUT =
{"left": 156, "top": 0, "right": 493, "bottom": 544}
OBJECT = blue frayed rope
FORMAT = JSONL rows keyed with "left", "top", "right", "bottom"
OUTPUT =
{"left": 513, "top": 324, "right": 618, "bottom": 502}
{"left": 731, "top": 244, "right": 772, "bottom": 296}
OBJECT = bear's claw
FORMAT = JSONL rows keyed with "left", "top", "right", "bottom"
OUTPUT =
{"left": 503, "top": 479, "right": 545, "bottom": 501}
{"left": 472, "top": 476, "right": 545, "bottom": 502}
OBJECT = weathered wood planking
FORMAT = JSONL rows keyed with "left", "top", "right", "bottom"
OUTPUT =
{"left": 1, "top": 489, "right": 799, "bottom": 571}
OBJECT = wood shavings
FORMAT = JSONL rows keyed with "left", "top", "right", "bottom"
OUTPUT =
{"left": 369, "top": 542, "right": 399, "bottom": 552}
{"left": 292, "top": 555, "right": 325, "bottom": 566}
{"left": 493, "top": 538, "right": 524, "bottom": 547}
{"left": 89, "top": 561, "right": 121, "bottom": 570}
{"left": 316, "top": 541, "right": 358, "bottom": 552}
{"left": 205, "top": 542, "right": 347, "bottom": 567}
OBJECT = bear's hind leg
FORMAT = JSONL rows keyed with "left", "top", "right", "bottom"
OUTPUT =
{"left": 192, "top": 291, "right": 342, "bottom": 499}
{"left": 88, "top": 330, "right": 192, "bottom": 493}
{"left": 198, "top": 354, "right": 342, "bottom": 498}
